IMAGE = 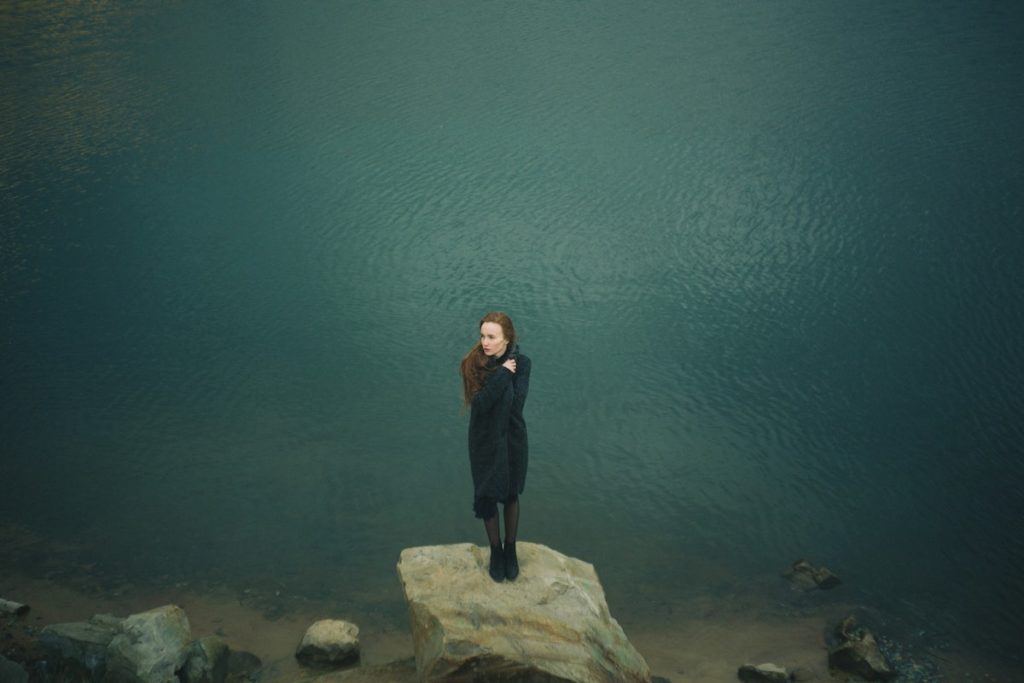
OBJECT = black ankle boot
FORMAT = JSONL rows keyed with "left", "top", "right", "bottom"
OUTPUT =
{"left": 504, "top": 541, "right": 519, "bottom": 581}
{"left": 488, "top": 544, "right": 505, "bottom": 582}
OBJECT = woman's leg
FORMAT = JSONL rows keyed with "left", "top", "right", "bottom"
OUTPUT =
{"left": 503, "top": 495, "right": 519, "bottom": 544}
{"left": 480, "top": 500, "right": 504, "bottom": 582}
{"left": 484, "top": 514, "right": 502, "bottom": 548}
{"left": 503, "top": 496, "right": 520, "bottom": 580}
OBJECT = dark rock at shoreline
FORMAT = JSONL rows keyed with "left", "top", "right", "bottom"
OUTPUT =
{"left": 225, "top": 650, "right": 262, "bottom": 683}
{"left": 181, "top": 637, "right": 230, "bottom": 683}
{"left": 0, "top": 654, "right": 29, "bottom": 683}
{"left": 827, "top": 615, "right": 896, "bottom": 681}
{"left": 39, "top": 614, "right": 124, "bottom": 679}
{"left": 783, "top": 560, "right": 841, "bottom": 591}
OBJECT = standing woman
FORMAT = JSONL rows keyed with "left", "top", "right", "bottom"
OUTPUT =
{"left": 460, "top": 311, "right": 531, "bottom": 582}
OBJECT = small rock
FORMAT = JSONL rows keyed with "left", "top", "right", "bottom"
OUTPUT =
{"left": 790, "top": 666, "right": 816, "bottom": 681}
{"left": 295, "top": 620, "right": 360, "bottom": 668}
{"left": 738, "top": 662, "right": 789, "bottom": 682}
{"left": 0, "top": 599, "right": 30, "bottom": 618}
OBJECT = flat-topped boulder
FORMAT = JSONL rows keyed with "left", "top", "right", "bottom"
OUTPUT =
{"left": 396, "top": 542, "right": 651, "bottom": 683}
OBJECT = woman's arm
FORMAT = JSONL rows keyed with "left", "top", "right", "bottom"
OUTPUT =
{"left": 511, "top": 355, "right": 530, "bottom": 412}
{"left": 471, "top": 366, "right": 513, "bottom": 411}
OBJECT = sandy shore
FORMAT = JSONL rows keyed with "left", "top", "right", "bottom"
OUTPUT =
{"left": 0, "top": 523, "right": 1014, "bottom": 682}
{"left": 7, "top": 568, "right": 1004, "bottom": 683}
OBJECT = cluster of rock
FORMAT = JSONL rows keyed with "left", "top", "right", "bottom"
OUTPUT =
{"left": 28, "top": 605, "right": 260, "bottom": 683}
{"left": 0, "top": 603, "right": 364, "bottom": 683}
{"left": 736, "top": 617, "right": 896, "bottom": 683}
{"left": 2, "top": 547, "right": 918, "bottom": 683}
{"left": 1, "top": 543, "right": 650, "bottom": 683}
{"left": 736, "top": 559, "right": 898, "bottom": 682}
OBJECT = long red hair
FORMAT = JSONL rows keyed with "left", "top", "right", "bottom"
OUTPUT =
{"left": 460, "top": 311, "right": 517, "bottom": 406}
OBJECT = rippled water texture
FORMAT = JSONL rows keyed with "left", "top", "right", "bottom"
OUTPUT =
{"left": 3, "top": 0, "right": 1023, "bottom": 667}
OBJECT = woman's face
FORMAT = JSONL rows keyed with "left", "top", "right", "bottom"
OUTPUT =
{"left": 480, "top": 321, "right": 509, "bottom": 357}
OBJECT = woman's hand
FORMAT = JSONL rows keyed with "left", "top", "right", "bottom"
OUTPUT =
{"left": 502, "top": 358, "right": 517, "bottom": 373}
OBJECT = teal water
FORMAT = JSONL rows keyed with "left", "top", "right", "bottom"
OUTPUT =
{"left": 3, "top": 0, "right": 1023, "bottom": 669}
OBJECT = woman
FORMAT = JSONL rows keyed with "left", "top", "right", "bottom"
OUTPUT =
{"left": 460, "top": 311, "right": 531, "bottom": 582}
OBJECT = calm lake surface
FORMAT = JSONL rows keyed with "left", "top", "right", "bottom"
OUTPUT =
{"left": 3, "top": 0, "right": 1023, "bottom": 671}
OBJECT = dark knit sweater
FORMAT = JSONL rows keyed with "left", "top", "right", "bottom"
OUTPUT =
{"left": 468, "top": 345, "right": 530, "bottom": 514}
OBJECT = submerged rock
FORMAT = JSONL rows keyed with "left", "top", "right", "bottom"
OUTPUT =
{"left": 396, "top": 542, "right": 651, "bottom": 683}
{"left": 295, "top": 619, "right": 360, "bottom": 668}
{"left": 783, "top": 560, "right": 841, "bottom": 591}
{"left": 737, "top": 662, "right": 789, "bottom": 682}
{"left": 827, "top": 616, "right": 896, "bottom": 681}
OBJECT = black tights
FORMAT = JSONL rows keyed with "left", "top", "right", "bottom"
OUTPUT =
{"left": 484, "top": 495, "right": 519, "bottom": 548}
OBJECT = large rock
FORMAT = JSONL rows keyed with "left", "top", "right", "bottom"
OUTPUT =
{"left": 397, "top": 542, "right": 651, "bottom": 683}
{"left": 105, "top": 605, "right": 192, "bottom": 683}
{"left": 296, "top": 619, "right": 360, "bottom": 668}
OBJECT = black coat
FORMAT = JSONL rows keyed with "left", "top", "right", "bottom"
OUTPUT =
{"left": 468, "top": 346, "right": 530, "bottom": 507}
